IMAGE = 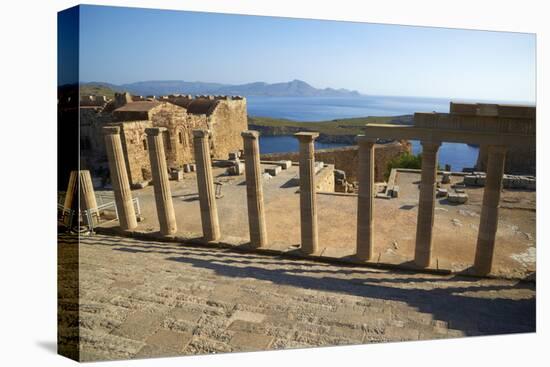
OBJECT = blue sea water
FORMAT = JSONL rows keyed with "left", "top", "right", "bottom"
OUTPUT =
{"left": 251, "top": 95, "right": 480, "bottom": 171}
{"left": 247, "top": 95, "right": 451, "bottom": 122}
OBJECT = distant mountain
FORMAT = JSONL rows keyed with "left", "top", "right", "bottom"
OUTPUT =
{"left": 81, "top": 79, "right": 361, "bottom": 98}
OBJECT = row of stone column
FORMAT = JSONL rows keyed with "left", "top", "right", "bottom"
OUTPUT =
{"left": 101, "top": 127, "right": 269, "bottom": 247}
{"left": 102, "top": 125, "right": 505, "bottom": 275}
{"left": 354, "top": 138, "right": 507, "bottom": 275}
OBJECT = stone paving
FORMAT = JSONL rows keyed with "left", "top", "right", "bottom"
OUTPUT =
{"left": 58, "top": 233, "right": 535, "bottom": 362}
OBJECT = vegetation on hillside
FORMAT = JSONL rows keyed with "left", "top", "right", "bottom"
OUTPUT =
{"left": 248, "top": 115, "right": 411, "bottom": 136}
{"left": 79, "top": 84, "right": 120, "bottom": 99}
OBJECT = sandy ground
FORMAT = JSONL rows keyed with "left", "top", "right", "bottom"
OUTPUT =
{"left": 96, "top": 166, "right": 535, "bottom": 279}
{"left": 58, "top": 234, "right": 535, "bottom": 361}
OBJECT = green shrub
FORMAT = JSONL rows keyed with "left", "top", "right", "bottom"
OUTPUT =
{"left": 385, "top": 152, "right": 422, "bottom": 180}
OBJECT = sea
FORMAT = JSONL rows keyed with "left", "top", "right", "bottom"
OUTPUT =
{"left": 249, "top": 95, "right": 479, "bottom": 171}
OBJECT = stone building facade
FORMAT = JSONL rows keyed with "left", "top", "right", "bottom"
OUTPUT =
{"left": 80, "top": 92, "right": 248, "bottom": 186}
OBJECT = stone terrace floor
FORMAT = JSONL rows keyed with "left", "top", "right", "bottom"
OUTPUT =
{"left": 98, "top": 166, "right": 536, "bottom": 278}
{"left": 58, "top": 234, "right": 535, "bottom": 362}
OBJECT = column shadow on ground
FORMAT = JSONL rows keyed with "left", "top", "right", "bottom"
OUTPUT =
{"left": 71, "top": 234, "right": 536, "bottom": 337}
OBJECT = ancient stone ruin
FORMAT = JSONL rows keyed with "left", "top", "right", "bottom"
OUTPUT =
{"left": 80, "top": 92, "right": 247, "bottom": 187}
{"left": 62, "top": 100, "right": 535, "bottom": 279}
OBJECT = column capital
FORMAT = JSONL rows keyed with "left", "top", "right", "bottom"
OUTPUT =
{"left": 145, "top": 127, "right": 167, "bottom": 136}
{"left": 356, "top": 135, "right": 377, "bottom": 145}
{"left": 103, "top": 126, "right": 121, "bottom": 135}
{"left": 193, "top": 129, "right": 211, "bottom": 139}
{"left": 241, "top": 130, "right": 260, "bottom": 139}
{"left": 295, "top": 131, "right": 319, "bottom": 142}
{"left": 487, "top": 145, "right": 507, "bottom": 154}
{"left": 420, "top": 140, "right": 441, "bottom": 151}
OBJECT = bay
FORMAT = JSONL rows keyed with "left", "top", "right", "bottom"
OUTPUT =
{"left": 250, "top": 95, "right": 480, "bottom": 171}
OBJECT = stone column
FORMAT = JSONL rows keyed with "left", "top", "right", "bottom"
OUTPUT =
{"left": 356, "top": 136, "right": 376, "bottom": 261}
{"left": 146, "top": 127, "right": 177, "bottom": 236}
{"left": 79, "top": 170, "right": 99, "bottom": 226}
{"left": 474, "top": 145, "right": 507, "bottom": 275}
{"left": 295, "top": 132, "right": 319, "bottom": 255}
{"left": 62, "top": 170, "right": 78, "bottom": 226}
{"left": 103, "top": 126, "right": 138, "bottom": 230}
{"left": 414, "top": 141, "right": 441, "bottom": 267}
{"left": 241, "top": 130, "right": 268, "bottom": 248}
{"left": 193, "top": 130, "right": 220, "bottom": 242}
{"left": 63, "top": 170, "right": 78, "bottom": 211}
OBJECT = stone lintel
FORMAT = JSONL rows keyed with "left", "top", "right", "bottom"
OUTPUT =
{"left": 362, "top": 124, "right": 535, "bottom": 146}
{"left": 295, "top": 132, "right": 319, "bottom": 142}
{"left": 103, "top": 126, "right": 121, "bottom": 135}
{"left": 450, "top": 102, "right": 535, "bottom": 119}
{"left": 486, "top": 145, "right": 508, "bottom": 154}
{"left": 193, "top": 129, "right": 210, "bottom": 138}
{"left": 145, "top": 127, "right": 167, "bottom": 136}
{"left": 420, "top": 140, "right": 442, "bottom": 149}
{"left": 241, "top": 130, "right": 260, "bottom": 139}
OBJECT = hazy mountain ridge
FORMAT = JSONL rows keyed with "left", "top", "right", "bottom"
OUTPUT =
{"left": 82, "top": 79, "right": 361, "bottom": 98}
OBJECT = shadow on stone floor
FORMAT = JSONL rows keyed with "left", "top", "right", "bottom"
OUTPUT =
{"left": 165, "top": 254, "right": 535, "bottom": 336}
{"left": 62, "top": 233, "right": 536, "bottom": 336}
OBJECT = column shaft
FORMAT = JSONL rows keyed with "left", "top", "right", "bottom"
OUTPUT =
{"left": 63, "top": 170, "right": 78, "bottom": 226}
{"left": 295, "top": 132, "right": 319, "bottom": 254}
{"left": 356, "top": 137, "right": 376, "bottom": 260}
{"left": 79, "top": 170, "right": 99, "bottom": 226}
{"left": 474, "top": 145, "right": 507, "bottom": 275}
{"left": 414, "top": 141, "right": 441, "bottom": 267}
{"left": 63, "top": 170, "right": 78, "bottom": 210}
{"left": 147, "top": 128, "right": 177, "bottom": 235}
{"left": 242, "top": 131, "right": 268, "bottom": 247}
{"left": 103, "top": 126, "right": 138, "bottom": 230}
{"left": 193, "top": 130, "right": 220, "bottom": 242}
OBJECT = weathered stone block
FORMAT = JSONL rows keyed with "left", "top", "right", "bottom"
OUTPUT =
{"left": 170, "top": 170, "right": 183, "bottom": 181}
{"left": 441, "top": 173, "right": 451, "bottom": 184}
{"left": 276, "top": 160, "right": 292, "bottom": 170}
{"left": 131, "top": 181, "right": 148, "bottom": 189}
{"left": 436, "top": 188, "right": 448, "bottom": 197}
{"left": 463, "top": 175, "right": 477, "bottom": 186}
{"left": 265, "top": 166, "right": 282, "bottom": 176}
{"left": 235, "top": 161, "right": 245, "bottom": 175}
{"left": 334, "top": 169, "right": 346, "bottom": 180}
{"left": 448, "top": 192, "right": 468, "bottom": 204}
{"left": 476, "top": 175, "right": 486, "bottom": 186}
{"left": 226, "top": 162, "right": 245, "bottom": 176}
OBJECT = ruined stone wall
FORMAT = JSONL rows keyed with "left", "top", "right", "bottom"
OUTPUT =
{"left": 79, "top": 96, "right": 248, "bottom": 185}
{"left": 79, "top": 108, "right": 112, "bottom": 170}
{"left": 119, "top": 121, "right": 153, "bottom": 186}
{"left": 209, "top": 99, "right": 248, "bottom": 159}
{"left": 261, "top": 141, "right": 409, "bottom": 183}
{"left": 149, "top": 103, "right": 210, "bottom": 168}
{"left": 316, "top": 165, "right": 335, "bottom": 192}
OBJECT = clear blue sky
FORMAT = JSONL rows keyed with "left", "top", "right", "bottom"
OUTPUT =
{"left": 77, "top": 5, "right": 536, "bottom": 102}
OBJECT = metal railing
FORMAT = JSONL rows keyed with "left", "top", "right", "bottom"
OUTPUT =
{"left": 58, "top": 195, "right": 141, "bottom": 234}
{"left": 83, "top": 197, "right": 141, "bottom": 233}
{"left": 57, "top": 203, "right": 74, "bottom": 229}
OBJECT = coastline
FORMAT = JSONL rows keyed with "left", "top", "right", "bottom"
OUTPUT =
{"left": 248, "top": 114, "right": 414, "bottom": 144}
